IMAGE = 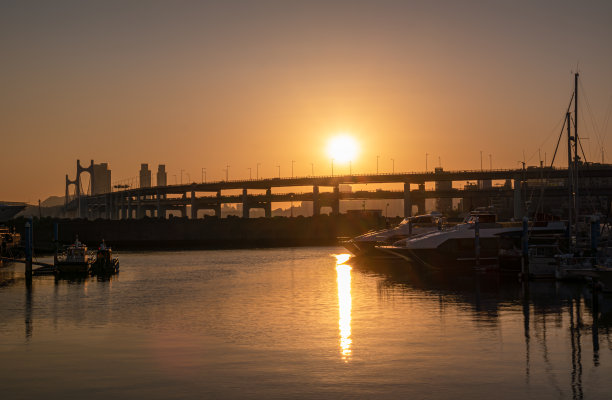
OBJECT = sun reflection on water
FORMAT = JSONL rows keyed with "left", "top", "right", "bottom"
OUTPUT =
{"left": 335, "top": 254, "right": 352, "bottom": 361}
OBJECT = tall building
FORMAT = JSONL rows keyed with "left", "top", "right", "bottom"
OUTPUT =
{"left": 92, "top": 163, "right": 111, "bottom": 195}
{"left": 139, "top": 164, "right": 152, "bottom": 188}
{"left": 157, "top": 164, "right": 167, "bottom": 186}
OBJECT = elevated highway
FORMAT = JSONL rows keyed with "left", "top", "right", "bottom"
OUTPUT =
{"left": 65, "top": 165, "right": 612, "bottom": 220}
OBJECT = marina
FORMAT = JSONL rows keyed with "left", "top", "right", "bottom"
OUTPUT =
{"left": 3, "top": 2, "right": 612, "bottom": 398}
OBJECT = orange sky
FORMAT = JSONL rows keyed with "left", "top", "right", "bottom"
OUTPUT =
{"left": 1, "top": 1, "right": 612, "bottom": 202}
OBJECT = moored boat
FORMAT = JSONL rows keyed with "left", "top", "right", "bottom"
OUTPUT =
{"left": 341, "top": 212, "right": 447, "bottom": 257}
{"left": 55, "top": 236, "right": 92, "bottom": 274}
{"left": 378, "top": 211, "right": 566, "bottom": 271}
{"left": 91, "top": 240, "right": 119, "bottom": 275}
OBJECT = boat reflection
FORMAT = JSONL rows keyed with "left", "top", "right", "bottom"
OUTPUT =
{"left": 350, "top": 256, "right": 612, "bottom": 399}
{"left": 335, "top": 254, "right": 352, "bottom": 361}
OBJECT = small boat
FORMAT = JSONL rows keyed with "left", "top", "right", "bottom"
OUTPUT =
{"left": 341, "top": 212, "right": 447, "bottom": 257}
{"left": 55, "top": 236, "right": 92, "bottom": 274}
{"left": 91, "top": 240, "right": 119, "bottom": 275}
{"left": 0, "top": 226, "right": 22, "bottom": 265}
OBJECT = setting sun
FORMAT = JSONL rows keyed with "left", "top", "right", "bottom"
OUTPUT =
{"left": 326, "top": 134, "right": 359, "bottom": 163}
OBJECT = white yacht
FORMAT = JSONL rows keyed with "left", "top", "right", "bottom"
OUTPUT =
{"left": 378, "top": 212, "right": 566, "bottom": 271}
{"left": 341, "top": 212, "right": 447, "bottom": 257}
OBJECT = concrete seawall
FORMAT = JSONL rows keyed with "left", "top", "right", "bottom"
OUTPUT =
{"left": 10, "top": 214, "right": 389, "bottom": 251}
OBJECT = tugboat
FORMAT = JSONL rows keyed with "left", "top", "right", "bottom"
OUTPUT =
{"left": 54, "top": 236, "right": 92, "bottom": 275}
{"left": 91, "top": 240, "right": 119, "bottom": 275}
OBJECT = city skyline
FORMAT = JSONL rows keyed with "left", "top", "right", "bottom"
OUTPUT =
{"left": 2, "top": 0, "right": 612, "bottom": 202}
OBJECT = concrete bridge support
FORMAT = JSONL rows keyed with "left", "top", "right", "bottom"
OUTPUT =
{"left": 156, "top": 192, "right": 164, "bottom": 219}
{"left": 417, "top": 184, "right": 426, "bottom": 214}
{"left": 312, "top": 186, "right": 320, "bottom": 216}
{"left": 265, "top": 188, "right": 272, "bottom": 218}
{"left": 136, "top": 193, "right": 143, "bottom": 219}
{"left": 127, "top": 197, "right": 132, "bottom": 220}
{"left": 215, "top": 191, "right": 222, "bottom": 217}
{"left": 403, "top": 182, "right": 412, "bottom": 218}
{"left": 332, "top": 185, "right": 340, "bottom": 216}
{"left": 242, "top": 189, "right": 249, "bottom": 218}
{"left": 191, "top": 190, "right": 197, "bottom": 219}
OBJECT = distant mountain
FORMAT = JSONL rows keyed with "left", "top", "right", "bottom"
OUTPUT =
{"left": 41, "top": 196, "right": 64, "bottom": 207}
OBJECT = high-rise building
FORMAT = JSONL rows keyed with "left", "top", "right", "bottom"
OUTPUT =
{"left": 92, "top": 163, "right": 111, "bottom": 195}
{"left": 157, "top": 164, "right": 167, "bottom": 186}
{"left": 139, "top": 164, "right": 152, "bottom": 188}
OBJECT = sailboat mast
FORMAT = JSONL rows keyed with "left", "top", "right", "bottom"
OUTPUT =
{"left": 567, "top": 112, "right": 573, "bottom": 245}
{"left": 573, "top": 72, "right": 579, "bottom": 232}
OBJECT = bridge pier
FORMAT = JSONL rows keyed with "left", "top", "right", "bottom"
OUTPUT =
{"left": 242, "top": 189, "right": 249, "bottom": 218}
{"left": 265, "top": 188, "right": 272, "bottom": 218}
{"left": 215, "top": 191, "right": 222, "bottom": 217}
{"left": 332, "top": 185, "right": 340, "bottom": 216}
{"left": 136, "top": 193, "right": 143, "bottom": 219}
{"left": 191, "top": 189, "right": 197, "bottom": 219}
{"left": 157, "top": 192, "right": 164, "bottom": 219}
{"left": 127, "top": 196, "right": 132, "bottom": 220}
{"left": 312, "top": 186, "right": 320, "bottom": 216}
{"left": 403, "top": 182, "right": 412, "bottom": 217}
{"left": 417, "top": 184, "right": 426, "bottom": 214}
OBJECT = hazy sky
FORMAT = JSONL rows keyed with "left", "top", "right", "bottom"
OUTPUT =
{"left": 2, "top": 0, "right": 612, "bottom": 202}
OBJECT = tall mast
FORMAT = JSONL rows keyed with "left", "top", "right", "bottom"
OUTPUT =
{"left": 574, "top": 72, "right": 579, "bottom": 229}
{"left": 567, "top": 112, "right": 573, "bottom": 246}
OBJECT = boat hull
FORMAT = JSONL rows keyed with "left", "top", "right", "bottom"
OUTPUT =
{"left": 55, "top": 262, "right": 90, "bottom": 274}
{"left": 91, "top": 259, "right": 120, "bottom": 275}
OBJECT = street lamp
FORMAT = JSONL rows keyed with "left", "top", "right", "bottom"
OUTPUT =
{"left": 391, "top": 158, "right": 394, "bottom": 173}
{"left": 310, "top": 163, "right": 314, "bottom": 176}
{"left": 331, "top": 158, "right": 334, "bottom": 176}
{"left": 180, "top": 169, "right": 184, "bottom": 184}
{"left": 201, "top": 168, "right": 206, "bottom": 183}
{"left": 425, "top": 153, "right": 429, "bottom": 171}
{"left": 248, "top": 167, "right": 252, "bottom": 180}
{"left": 226, "top": 165, "right": 230, "bottom": 181}
{"left": 186, "top": 173, "right": 190, "bottom": 183}
{"left": 173, "top": 174, "right": 177, "bottom": 185}
{"left": 291, "top": 160, "right": 295, "bottom": 178}
{"left": 276, "top": 165, "right": 280, "bottom": 178}
{"left": 376, "top": 155, "right": 380, "bottom": 174}
{"left": 349, "top": 160, "right": 352, "bottom": 175}
{"left": 256, "top": 163, "right": 261, "bottom": 180}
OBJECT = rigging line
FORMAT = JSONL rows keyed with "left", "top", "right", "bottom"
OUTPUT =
{"left": 577, "top": 141, "right": 599, "bottom": 213}
{"left": 579, "top": 83, "right": 603, "bottom": 157}
{"left": 601, "top": 94, "right": 612, "bottom": 150}
{"left": 548, "top": 92, "right": 576, "bottom": 168}
{"left": 580, "top": 82, "right": 612, "bottom": 150}
{"left": 549, "top": 115, "right": 567, "bottom": 168}
{"left": 524, "top": 115, "right": 566, "bottom": 164}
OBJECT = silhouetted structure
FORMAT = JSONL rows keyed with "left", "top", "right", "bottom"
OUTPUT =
{"left": 157, "top": 165, "right": 167, "bottom": 186}
{"left": 64, "top": 162, "right": 612, "bottom": 221}
{"left": 92, "top": 163, "right": 111, "bottom": 195}
{"left": 139, "top": 164, "right": 151, "bottom": 188}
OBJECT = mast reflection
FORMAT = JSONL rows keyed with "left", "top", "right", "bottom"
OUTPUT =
{"left": 335, "top": 254, "right": 352, "bottom": 361}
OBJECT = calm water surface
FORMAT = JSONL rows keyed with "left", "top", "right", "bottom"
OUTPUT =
{"left": 1, "top": 247, "right": 612, "bottom": 399}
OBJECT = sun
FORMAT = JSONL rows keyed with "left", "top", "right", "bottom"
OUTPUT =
{"left": 327, "top": 134, "right": 359, "bottom": 163}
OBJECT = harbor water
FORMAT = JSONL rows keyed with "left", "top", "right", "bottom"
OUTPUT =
{"left": 1, "top": 247, "right": 612, "bottom": 399}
